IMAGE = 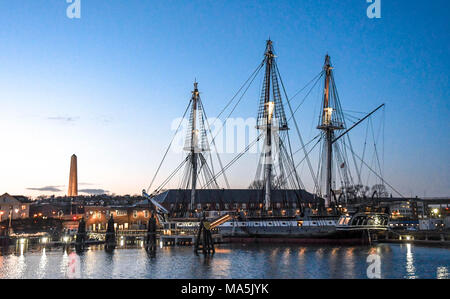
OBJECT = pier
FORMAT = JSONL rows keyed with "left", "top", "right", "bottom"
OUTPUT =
{"left": 379, "top": 230, "right": 450, "bottom": 247}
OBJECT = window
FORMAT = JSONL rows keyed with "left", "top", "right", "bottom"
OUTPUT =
{"left": 21, "top": 205, "right": 26, "bottom": 210}
{"left": 116, "top": 210, "right": 127, "bottom": 216}
{"left": 133, "top": 210, "right": 138, "bottom": 218}
{"left": 144, "top": 210, "right": 149, "bottom": 218}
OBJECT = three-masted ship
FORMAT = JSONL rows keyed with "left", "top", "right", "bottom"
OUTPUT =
{"left": 143, "top": 40, "right": 390, "bottom": 245}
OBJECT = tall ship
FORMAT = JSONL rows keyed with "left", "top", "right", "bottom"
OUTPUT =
{"left": 141, "top": 40, "right": 390, "bottom": 244}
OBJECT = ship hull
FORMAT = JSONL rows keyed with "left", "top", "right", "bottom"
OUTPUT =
{"left": 223, "top": 236, "right": 369, "bottom": 245}
{"left": 218, "top": 223, "right": 381, "bottom": 245}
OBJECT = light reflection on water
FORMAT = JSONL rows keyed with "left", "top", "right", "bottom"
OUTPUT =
{"left": 405, "top": 244, "right": 417, "bottom": 279}
{"left": 0, "top": 243, "right": 447, "bottom": 279}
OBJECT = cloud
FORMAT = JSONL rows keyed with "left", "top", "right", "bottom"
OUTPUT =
{"left": 79, "top": 189, "right": 109, "bottom": 195}
{"left": 47, "top": 116, "right": 79, "bottom": 123}
{"left": 27, "top": 186, "right": 63, "bottom": 192}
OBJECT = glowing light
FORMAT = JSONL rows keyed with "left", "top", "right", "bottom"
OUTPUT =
{"left": 267, "top": 101, "right": 275, "bottom": 123}
{"left": 324, "top": 107, "right": 333, "bottom": 125}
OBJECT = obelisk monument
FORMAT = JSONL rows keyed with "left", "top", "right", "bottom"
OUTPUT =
{"left": 68, "top": 154, "right": 78, "bottom": 197}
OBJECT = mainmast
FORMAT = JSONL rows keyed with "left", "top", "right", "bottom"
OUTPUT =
{"left": 263, "top": 41, "right": 274, "bottom": 211}
{"left": 317, "top": 55, "right": 344, "bottom": 209}
{"left": 190, "top": 82, "right": 200, "bottom": 211}
{"left": 256, "top": 40, "right": 289, "bottom": 212}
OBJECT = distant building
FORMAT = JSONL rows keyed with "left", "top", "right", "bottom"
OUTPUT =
{"left": 0, "top": 193, "right": 31, "bottom": 221}
{"left": 139, "top": 189, "right": 322, "bottom": 218}
{"left": 30, "top": 202, "right": 84, "bottom": 219}
{"left": 389, "top": 200, "right": 423, "bottom": 220}
{"left": 68, "top": 154, "right": 78, "bottom": 197}
{"left": 84, "top": 206, "right": 152, "bottom": 231}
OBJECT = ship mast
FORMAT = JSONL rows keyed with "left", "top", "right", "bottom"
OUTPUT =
{"left": 190, "top": 82, "right": 200, "bottom": 211}
{"left": 317, "top": 55, "right": 344, "bottom": 209}
{"left": 263, "top": 41, "right": 275, "bottom": 211}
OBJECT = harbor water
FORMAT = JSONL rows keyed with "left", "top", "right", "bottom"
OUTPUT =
{"left": 0, "top": 243, "right": 448, "bottom": 279}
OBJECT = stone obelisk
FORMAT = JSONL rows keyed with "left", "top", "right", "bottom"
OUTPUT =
{"left": 68, "top": 154, "right": 78, "bottom": 197}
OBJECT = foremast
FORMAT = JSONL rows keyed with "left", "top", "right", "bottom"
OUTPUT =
{"left": 256, "top": 40, "right": 289, "bottom": 212}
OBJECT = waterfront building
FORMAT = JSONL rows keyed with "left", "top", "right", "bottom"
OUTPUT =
{"left": 0, "top": 193, "right": 31, "bottom": 221}
{"left": 389, "top": 200, "right": 423, "bottom": 220}
{"left": 84, "top": 206, "right": 152, "bottom": 231}
{"left": 30, "top": 201, "right": 84, "bottom": 219}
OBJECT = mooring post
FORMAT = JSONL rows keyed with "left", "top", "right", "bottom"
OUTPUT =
{"left": 105, "top": 215, "right": 116, "bottom": 252}
{"left": 75, "top": 217, "right": 86, "bottom": 253}
{"left": 146, "top": 212, "right": 157, "bottom": 256}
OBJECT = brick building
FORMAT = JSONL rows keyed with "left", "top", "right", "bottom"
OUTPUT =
{"left": 84, "top": 206, "right": 152, "bottom": 231}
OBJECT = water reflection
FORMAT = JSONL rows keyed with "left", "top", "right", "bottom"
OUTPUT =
{"left": 0, "top": 243, "right": 447, "bottom": 279}
{"left": 60, "top": 249, "right": 69, "bottom": 277}
{"left": 437, "top": 266, "right": 448, "bottom": 279}
{"left": 343, "top": 247, "right": 356, "bottom": 278}
{"left": 405, "top": 244, "right": 417, "bottom": 279}
{"left": 37, "top": 248, "right": 47, "bottom": 279}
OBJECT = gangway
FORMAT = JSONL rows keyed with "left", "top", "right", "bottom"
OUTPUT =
{"left": 210, "top": 214, "right": 232, "bottom": 229}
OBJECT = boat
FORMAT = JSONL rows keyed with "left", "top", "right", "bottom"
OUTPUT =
{"left": 219, "top": 208, "right": 389, "bottom": 244}
{"left": 142, "top": 40, "right": 390, "bottom": 245}
{"left": 215, "top": 40, "right": 389, "bottom": 244}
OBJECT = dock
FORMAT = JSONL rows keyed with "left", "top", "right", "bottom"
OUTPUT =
{"left": 378, "top": 230, "right": 450, "bottom": 247}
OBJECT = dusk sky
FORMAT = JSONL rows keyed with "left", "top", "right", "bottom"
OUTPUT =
{"left": 0, "top": 0, "right": 448, "bottom": 198}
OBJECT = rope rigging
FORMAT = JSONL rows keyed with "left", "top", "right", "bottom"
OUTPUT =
{"left": 146, "top": 99, "right": 192, "bottom": 194}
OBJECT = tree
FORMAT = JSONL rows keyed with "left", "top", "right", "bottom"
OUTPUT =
{"left": 371, "top": 184, "right": 388, "bottom": 197}
{"left": 248, "top": 175, "right": 283, "bottom": 190}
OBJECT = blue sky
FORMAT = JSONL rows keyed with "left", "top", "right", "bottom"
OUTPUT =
{"left": 0, "top": 0, "right": 448, "bottom": 197}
